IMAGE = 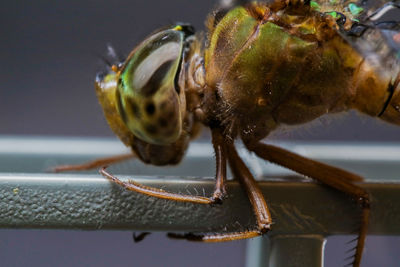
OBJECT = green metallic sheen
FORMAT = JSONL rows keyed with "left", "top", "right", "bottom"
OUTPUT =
{"left": 326, "top": 11, "right": 340, "bottom": 19}
{"left": 348, "top": 3, "right": 364, "bottom": 16}
{"left": 310, "top": 1, "right": 321, "bottom": 11}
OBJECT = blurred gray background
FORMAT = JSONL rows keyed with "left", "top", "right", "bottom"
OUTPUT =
{"left": 1, "top": 1, "right": 399, "bottom": 266}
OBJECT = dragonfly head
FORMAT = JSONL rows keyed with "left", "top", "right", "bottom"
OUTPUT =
{"left": 114, "top": 24, "right": 195, "bottom": 145}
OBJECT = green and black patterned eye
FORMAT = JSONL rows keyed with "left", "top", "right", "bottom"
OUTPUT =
{"left": 115, "top": 24, "right": 195, "bottom": 145}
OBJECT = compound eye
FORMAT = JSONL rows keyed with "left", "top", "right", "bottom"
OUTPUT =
{"left": 116, "top": 26, "right": 192, "bottom": 144}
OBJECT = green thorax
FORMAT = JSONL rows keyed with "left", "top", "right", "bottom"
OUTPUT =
{"left": 204, "top": 4, "right": 360, "bottom": 126}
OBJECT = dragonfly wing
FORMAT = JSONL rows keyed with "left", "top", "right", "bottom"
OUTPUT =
{"left": 315, "top": 0, "right": 400, "bottom": 80}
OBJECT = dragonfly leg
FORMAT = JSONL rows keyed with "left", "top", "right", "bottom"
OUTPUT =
{"left": 246, "top": 142, "right": 370, "bottom": 267}
{"left": 210, "top": 128, "right": 228, "bottom": 203}
{"left": 226, "top": 142, "right": 272, "bottom": 235}
{"left": 52, "top": 153, "right": 135, "bottom": 172}
{"left": 101, "top": 167, "right": 211, "bottom": 204}
{"left": 100, "top": 128, "right": 228, "bottom": 205}
{"left": 168, "top": 141, "right": 271, "bottom": 242}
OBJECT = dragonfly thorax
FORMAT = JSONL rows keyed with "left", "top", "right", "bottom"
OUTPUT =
{"left": 199, "top": 3, "right": 369, "bottom": 142}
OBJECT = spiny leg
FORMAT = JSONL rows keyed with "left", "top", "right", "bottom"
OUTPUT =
{"left": 52, "top": 153, "right": 135, "bottom": 172}
{"left": 101, "top": 128, "right": 228, "bottom": 205}
{"left": 167, "top": 231, "right": 261, "bottom": 242}
{"left": 101, "top": 167, "right": 210, "bottom": 204}
{"left": 169, "top": 141, "right": 272, "bottom": 242}
{"left": 246, "top": 142, "right": 369, "bottom": 267}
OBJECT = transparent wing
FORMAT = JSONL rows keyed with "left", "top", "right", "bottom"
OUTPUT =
{"left": 350, "top": 1, "right": 399, "bottom": 80}
{"left": 316, "top": 0, "right": 400, "bottom": 79}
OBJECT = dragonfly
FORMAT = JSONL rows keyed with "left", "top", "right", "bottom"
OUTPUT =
{"left": 54, "top": 0, "right": 400, "bottom": 266}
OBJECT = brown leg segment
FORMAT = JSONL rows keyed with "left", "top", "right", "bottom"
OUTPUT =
{"left": 101, "top": 167, "right": 212, "bottom": 204}
{"left": 169, "top": 141, "right": 271, "bottom": 242}
{"left": 100, "top": 128, "right": 229, "bottom": 205}
{"left": 52, "top": 154, "right": 135, "bottom": 172}
{"left": 247, "top": 142, "right": 369, "bottom": 267}
{"left": 211, "top": 128, "right": 228, "bottom": 203}
{"left": 226, "top": 143, "right": 272, "bottom": 235}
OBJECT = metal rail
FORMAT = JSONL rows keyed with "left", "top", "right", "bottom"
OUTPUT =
{"left": 1, "top": 136, "right": 399, "bottom": 266}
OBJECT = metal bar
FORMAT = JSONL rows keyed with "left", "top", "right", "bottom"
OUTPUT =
{"left": 1, "top": 136, "right": 400, "bottom": 267}
{"left": 1, "top": 173, "right": 399, "bottom": 234}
